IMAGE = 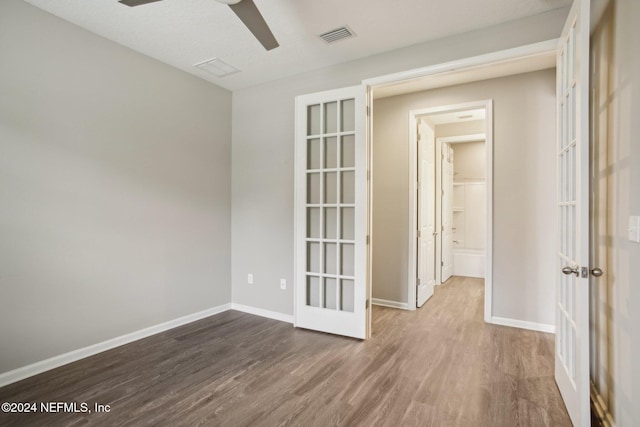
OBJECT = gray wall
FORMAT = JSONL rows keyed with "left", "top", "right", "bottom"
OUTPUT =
{"left": 0, "top": 0, "right": 232, "bottom": 373}
{"left": 371, "top": 70, "right": 557, "bottom": 327}
{"left": 231, "top": 9, "right": 569, "bottom": 316}
{"left": 590, "top": 0, "right": 640, "bottom": 425}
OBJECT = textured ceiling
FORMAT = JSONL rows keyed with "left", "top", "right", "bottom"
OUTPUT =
{"left": 23, "top": 0, "right": 571, "bottom": 91}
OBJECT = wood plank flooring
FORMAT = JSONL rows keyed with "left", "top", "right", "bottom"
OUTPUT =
{"left": 0, "top": 277, "right": 571, "bottom": 426}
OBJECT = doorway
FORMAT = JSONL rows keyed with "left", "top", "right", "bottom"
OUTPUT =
{"left": 296, "top": 40, "right": 558, "bottom": 328}
{"left": 410, "top": 102, "right": 492, "bottom": 310}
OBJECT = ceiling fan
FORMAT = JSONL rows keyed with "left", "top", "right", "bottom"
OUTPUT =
{"left": 118, "top": 0, "right": 279, "bottom": 51}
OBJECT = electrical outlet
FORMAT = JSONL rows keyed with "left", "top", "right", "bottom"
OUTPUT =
{"left": 248, "top": 273, "right": 254, "bottom": 285}
{"left": 280, "top": 279, "right": 286, "bottom": 290}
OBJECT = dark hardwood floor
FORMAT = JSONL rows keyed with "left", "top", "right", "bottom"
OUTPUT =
{"left": 0, "top": 277, "right": 571, "bottom": 426}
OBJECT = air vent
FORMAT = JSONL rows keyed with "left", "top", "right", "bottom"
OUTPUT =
{"left": 319, "top": 26, "right": 356, "bottom": 43}
{"left": 194, "top": 58, "right": 240, "bottom": 78}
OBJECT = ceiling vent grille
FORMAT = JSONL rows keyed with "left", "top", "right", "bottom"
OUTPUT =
{"left": 319, "top": 26, "right": 355, "bottom": 43}
{"left": 194, "top": 58, "right": 240, "bottom": 78}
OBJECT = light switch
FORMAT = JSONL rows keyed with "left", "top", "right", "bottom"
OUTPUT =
{"left": 629, "top": 216, "right": 640, "bottom": 243}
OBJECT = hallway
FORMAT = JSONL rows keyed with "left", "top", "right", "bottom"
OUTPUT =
{"left": 370, "top": 276, "right": 570, "bottom": 426}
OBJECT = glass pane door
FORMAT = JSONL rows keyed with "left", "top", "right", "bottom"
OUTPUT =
{"left": 295, "top": 86, "right": 366, "bottom": 339}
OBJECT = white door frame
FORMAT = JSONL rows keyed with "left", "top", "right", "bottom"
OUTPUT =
{"left": 407, "top": 102, "right": 493, "bottom": 313}
{"left": 363, "top": 38, "right": 557, "bottom": 320}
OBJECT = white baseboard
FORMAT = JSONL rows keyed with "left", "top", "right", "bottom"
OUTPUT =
{"left": 372, "top": 298, "right": 412, "bottom": 310}
{"left": 489, "top": 316, "right": 555, "bottom": 333}
{"left": 591, "top": 382, "right": 616, "bottom": 427}
{"left": 0, "top": 303, "right": 232, "bottom": 389}
{"left": 230, "top": 303, "right": 294, "bottom": 324}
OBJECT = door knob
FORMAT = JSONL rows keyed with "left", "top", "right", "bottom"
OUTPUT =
{"left": 591, "top": 268, "right": 604, "bottom": 277}
{"left": 562, "top": 266, "right": 579, "bottom": 276}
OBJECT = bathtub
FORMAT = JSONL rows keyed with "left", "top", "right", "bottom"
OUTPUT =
{"left": 452, "top": 248, "right": 485, "bottom": 278}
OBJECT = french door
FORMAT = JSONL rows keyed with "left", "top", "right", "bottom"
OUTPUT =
{"left": 555, "top": 0, "right": 590, "bottom": 425}
{"left": 294, "top": 85, "right": 368, "bottom": 339}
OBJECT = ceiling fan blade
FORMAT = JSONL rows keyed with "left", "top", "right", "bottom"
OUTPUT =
{"left": 228, "top": 0, "right": 279, "bottom": 51}
{"left": 119, "top": 0, "right": 163, "bottom": 7}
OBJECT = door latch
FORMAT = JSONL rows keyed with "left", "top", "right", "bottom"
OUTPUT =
{"left": 562, "top": 266, "right": 590, "bottom": 278}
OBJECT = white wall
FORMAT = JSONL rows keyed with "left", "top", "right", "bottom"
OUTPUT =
{"left": 231, "top": 8, "right": 569, "bottom": 316}
{"left": 590, "top": 0, "right": 640, "bottom": 425}
{"left": 449, "top": 140, "right": 486, "bottom": 254}
{"left": 0, "top": 0, "right": 232, "bottom": 374}
{"left": 371, "top": 70, "right": 557, "bottom": 327}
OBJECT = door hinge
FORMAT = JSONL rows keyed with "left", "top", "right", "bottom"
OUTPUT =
{"left": 416, "top": 278, "right": 420, "bottom": 286}
{"left": 441, "top": 225, "right": 444, "bottom": 231}
{"left": 366, "top": 235, "right": 370, "bottom": 245}
{"left": 367, "top": 170, "right": 371, "bottom": 181}
{"left": 365, "top": 299, "right": 370, "bottom": 309}
{"left": 417, "top": 230, "right": 421, "bottom": 238}
{"left": 366, "top": 106, "right": 370, "bottom": 116}
{"left": 581, "top": 267, "right": 588, "bottom": 278}
{"left": 441, "top": 261, "right": 444, "bottom": 267}
{"left": 417, "top": 181, "right": 421, "bottom": 190}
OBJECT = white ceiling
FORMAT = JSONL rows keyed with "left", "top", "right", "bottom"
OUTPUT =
{"left": 23, "top": 0, "right": 570, "bottom": 91}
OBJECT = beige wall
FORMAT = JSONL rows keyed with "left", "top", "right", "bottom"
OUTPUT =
{"left": 231, "top": 9, "right": 569, "bottom": 316}
{"left": 434, "top": 120, "right": 486, "bottom": 182}
{"left": 0, "top": 1, "right": 232, "bottom": 374}
{"left": 435, "top": 119, "right": 486, "bottom": 138}
{"left": 450, "top": 141, "right": 486, "bottom": 182}
{"left": 372, "top": 69, "right": 557, "bottom": 326}
{"left": 590, "top": 0, "right": 640, "bottom": 425}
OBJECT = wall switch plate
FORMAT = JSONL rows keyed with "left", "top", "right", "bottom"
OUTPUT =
{"left": 248, "top": 273, "right": 254, "bottom": 285}
{"left": 629, "top": 216, "right": 640, "bottom": 243}
{"left": 280, "top": 279, "right": 286, "bottom": 290}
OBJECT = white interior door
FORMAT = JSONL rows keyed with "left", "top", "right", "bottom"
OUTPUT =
{"left": 555, "top": 0, "right": 590, "bottom": 425}
{"left": 294, "top": 85, "right": 367, "bottom": 339}
{"left": 441, "top": 143, "right": 454, "bottom": 282}
{"left": 417, "top": 119, "right": 435, "bottom": 307}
